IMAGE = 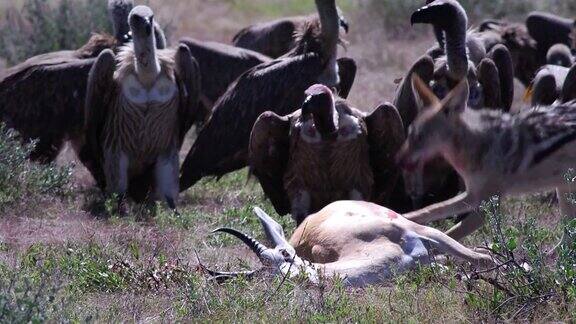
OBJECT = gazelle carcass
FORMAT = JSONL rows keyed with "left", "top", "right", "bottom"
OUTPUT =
{"left": 396, "top": 75, "right": 576, "bottom": 242}
{"left": 202, "top": 202, "right": 494, "bottom": 287}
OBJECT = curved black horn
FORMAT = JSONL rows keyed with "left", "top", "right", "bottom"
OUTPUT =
{"left": 212, "top": 228, "right": 268, "bottom": 257}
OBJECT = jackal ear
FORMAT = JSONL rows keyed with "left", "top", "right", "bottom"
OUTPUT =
{"left": 411, "top": 74, "right": 440, "bottom": 112}
{"left": 440, "top": 79, "right": 469, "bottom": 115}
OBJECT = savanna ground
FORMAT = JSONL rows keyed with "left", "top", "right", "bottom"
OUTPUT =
{"left": 0, "top": 0, "right": 575, "bottom": 322}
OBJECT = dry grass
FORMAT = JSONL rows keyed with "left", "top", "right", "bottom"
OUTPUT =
{"left": 1, "top": 0, "right": 576, "bottom": 322}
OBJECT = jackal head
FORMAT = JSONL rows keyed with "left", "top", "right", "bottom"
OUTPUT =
{"left": 396, "top": 75, "right": 468, "bottom": 175}
{"left": 205, "top": 207, "right": 318, "bottom": 283}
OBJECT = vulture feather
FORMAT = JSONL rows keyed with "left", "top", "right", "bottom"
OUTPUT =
{"left": 232, "top": 9, "right": 349, "bottom": 59}
{"left": 82, "top": 6, "right": 200, "bottom": 209}
{"left": 249, "top": 84, "right": 404, "bottom": 224}
{"left": 180, "top": 0, "right": 354, "bottom": 191}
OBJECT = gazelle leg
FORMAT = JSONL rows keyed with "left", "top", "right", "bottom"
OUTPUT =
{"left": 445, "top": 210, "right": 485, "bottom": 241}
{"left": 412, "top": 223, "right": 494, "bottom": 267}
{"left": 404, "top": 192, "right": 479, "bottom": 225}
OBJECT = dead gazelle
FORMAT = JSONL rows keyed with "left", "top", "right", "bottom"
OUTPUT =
{"left": 204, "top": 201, "right": 493, "bottom": 287}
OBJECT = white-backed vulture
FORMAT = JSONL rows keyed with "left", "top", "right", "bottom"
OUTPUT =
{"left": 179, "top": 0, "right": 353, "bottom": 191}
{"left": 83, "top": 6, "right": 200, "bottom": 210}
{"left": 392, "top": 0, "right": 514, "bottom": 212}
{"left": 0, "top": 0, "right": 140, "bottom": 163}
{"left": 232, "top": 9, "right": 349, "bottom": 59}
{"left": 530, "top": 62, "right": 576, "bottom": 107}
{"left": 249, "top": 84, "right": 404, "bottom": 224}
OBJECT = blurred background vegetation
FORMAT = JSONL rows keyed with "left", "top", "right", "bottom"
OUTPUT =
{"left": 1, "top": 0, "right": 575, "bottom": 66}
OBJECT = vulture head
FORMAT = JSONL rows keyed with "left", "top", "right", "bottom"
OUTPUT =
{"left": 108, "top": 0, "right": 134, "bottom": 43}
{"left": 129, "top": 6, "right": 160, "bottom": 85}
{"left": 205, "top": 207, "right": 318, "bottom": 283}
{"left": 546, "top": 43, "right": 574, "bottom": 67}
{"left": 301, "top": 84, "right": 339, "bottom": 139}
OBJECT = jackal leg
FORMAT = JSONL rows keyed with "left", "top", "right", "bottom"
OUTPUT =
{"left": 404, "top": 192, "right": 480, "bottom": 225}
{"left": 445, "top": 210, "right": 486, "bottom": 241}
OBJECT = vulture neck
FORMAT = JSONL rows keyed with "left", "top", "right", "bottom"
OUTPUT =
{"left": 316, "top": 0, "right": 339, "bottom": 87}
{"left": 133, "top": 33, "right": 160, "bottom": 88}
{"left": 443, "top": 17, "right": 468, "bottom": 82}
{"left": 312, "top": 103, "right": 339, "bottom": 140}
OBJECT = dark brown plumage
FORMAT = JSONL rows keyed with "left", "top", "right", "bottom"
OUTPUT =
{"left": 83, "top": 6, "right": 200, "bottom": 208}
{"left": 249, "top": 85, "right": 404, "bottom": 224}
{"left": 232, "top": 11, "right": 349, "bottom": 59}
{"left": 179, "top": 0, "right": 354, "bottom": 191}
{"left": 0, "top": 0, "right": 139, "bottom": 163}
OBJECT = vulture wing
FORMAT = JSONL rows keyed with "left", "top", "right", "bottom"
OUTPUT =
{"left": 249, "top": 111, "right": 291, "bottom": 215}
{"left": 561, "top": 64, "right": 576, "bottom": 103}
{"left": 487, "top": 44, "right": 514, "bottom": 111}
{"left": 180, "top": 53, "right": 326, "bottom": 191}
{"left": 336, "top": 57, "right": 356, "bottom": 99}
{"left": 81, "top": 49, "right": 117, "bottom": 190}
{"left": 392, "top": 55, "right": 434, "bottom": 129}
{"left": 365, "top": 103, "right": 405, "bottom": 206}
{"left": 174, "top": 44, "right": 202, "bottom": 143}
{"left": 179, "top": 38, "right": 270, "bottom": 105}
{"left": 0, "top": 54, "right": 95, "bottom": 162}
{"left": 477, "top": 58, "right": 502, "bottom": 109}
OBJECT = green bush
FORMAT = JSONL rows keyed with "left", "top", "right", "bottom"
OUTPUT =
{"left": 0, "top": 0, "right": 110, "bottom": 65}
{"left": 0, "top": 124, "right": 71, "bottom": 207}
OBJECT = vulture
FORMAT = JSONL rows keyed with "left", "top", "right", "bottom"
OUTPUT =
{"left": 180, "top": 0, "right": 354, "bottom": 191}
{"left": 180, "top": 34, "right": 355, "bottom": 122}
{"left": 392, "top": 0, "right": 514, "bottom": 211}
{"left": 249, "top": 84, "right": 404, "bottom": 224}
{"left": 526, "top": 12, "right": 574, "bottom": 59}
{"left": 0, "top": 0, "right": 167, "bottom": 164}
{"left": 530, "top": 60, "right": 576, "bottom": 107}
{"left": 83, "top": 6, "right": 200, "bottom": 210}
{"left": 232, "top": 9, "right": 349, "bottom": 59}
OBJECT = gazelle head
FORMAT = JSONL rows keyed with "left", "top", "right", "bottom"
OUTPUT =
{"left": 396, "top": 75, "right": 468, "bottom": 173}
{"left": 208, "top": 207, "right": 318, "bottom": 283}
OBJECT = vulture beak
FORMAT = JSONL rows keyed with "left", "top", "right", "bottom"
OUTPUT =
{"left": 302, "top": 84, "right": 339, "bottom": 138}
{"left": 129, "top": 5, "right": 155, "bottom": 37}
{"left": 411, "top": 0, "right": 453, "bottom": 26}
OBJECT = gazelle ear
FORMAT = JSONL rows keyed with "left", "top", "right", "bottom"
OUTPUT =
{"left": 411, "top": 74, "right": 440, "bottom": 112}
{"left": 440, "top": 79, "right": 469, "bottom": 114}
{"left": 253, "top": 207, "right": 290, "bottom": 248}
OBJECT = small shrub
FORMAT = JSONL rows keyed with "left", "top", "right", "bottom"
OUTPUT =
{"left": 0, "top": 124, "right": 71, "bottom": 207}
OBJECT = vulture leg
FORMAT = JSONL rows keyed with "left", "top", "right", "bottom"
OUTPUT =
{"left": 477, "top": 58, "right": 501, "bottom": 109}
{"left": 154, "top": 149, "right": 179, "bottom": 211}
{"left": 335, "top": 57, "right": 356, "bottom": 99}
{"left": 29, "top": 136, "right": 65, "bottom": 164}
{"left": 488, "top": 44, "right": 514, "bottom": 111}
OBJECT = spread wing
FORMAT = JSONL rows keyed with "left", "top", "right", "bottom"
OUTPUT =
{"left": 336, "top": 57, "right": 357, "bottom": 99}
{"left": 392, "top": 55, "right": 434, "bottom": 129}
{"left": 179, "top": 53, "right": 325, "bottom": 191}
{"left": 174, "top": 44, "right": 202, "bottom": 144}
{"left": 80, "top": 49, "right": 117, "bottom": 190}
{"left": 487, "top": 44, "right": 514, "bottom": 111}
{"left": 477, "top": 58, "right": 501, "bottom": 109}
{"left": 365, "top": 103, "right": 405, "bottom": 206}
{"left": 249, "top": 111, "right": 291, "bottom": 215}
{"left": 0, "top": 53, "right": 95, "bottom": 162}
